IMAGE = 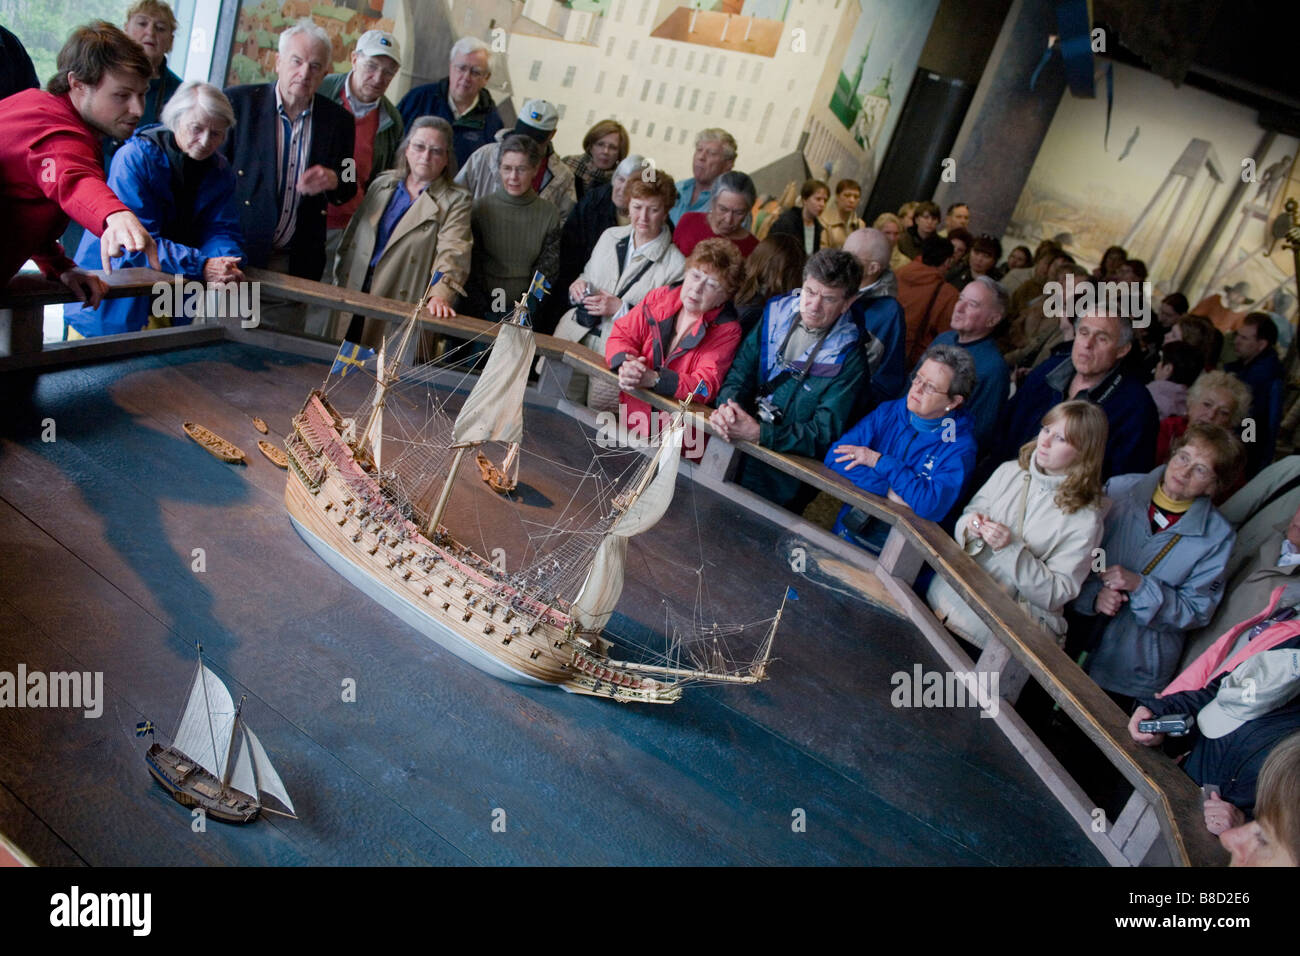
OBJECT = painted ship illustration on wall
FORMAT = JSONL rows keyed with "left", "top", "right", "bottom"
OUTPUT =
{"left": 282, "top": 283, "right": 783, "bottom": 704}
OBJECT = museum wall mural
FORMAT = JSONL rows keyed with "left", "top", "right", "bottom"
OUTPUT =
{"left": 224, "top": 0, "right": 403, "bottom": 86}
{"left": 1008, "top": 58, "right": 1298, "bottom": 316}
{"left": 229, "top": 0, "right": 938, "bottom": 197}
{"left": 503, "top": 0, "right": 939, "bottom": 191}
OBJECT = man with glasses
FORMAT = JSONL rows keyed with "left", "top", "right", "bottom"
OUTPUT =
{"left": 398, "top": 37, "right": 504, "bottom": 168}
{"left": 711, "top": 249, "right": 868, "bottom": 512}
{"left": 924, "top": 275, "right": 1009, "bottom": 448}
{"left": 673, "top": 172, "right": 759, "bottom": 259}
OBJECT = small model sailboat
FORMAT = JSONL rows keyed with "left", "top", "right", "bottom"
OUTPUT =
{"left": 144, "top": 646, "right": 297, "bottom": 823}
{"left": 283, "top": 275, "right": 781, "bottom": 704}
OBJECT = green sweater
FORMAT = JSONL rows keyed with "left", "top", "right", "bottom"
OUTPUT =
{"left": 717, "top": 321, "right": 870, "bottom": 509}
{"left": 467, "top": 189, "right": 561, "bottom": 319}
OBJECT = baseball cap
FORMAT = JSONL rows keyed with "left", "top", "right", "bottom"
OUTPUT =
{"left": 515, "top": 99, "right": 559, "bottom": 140}
{"left": 1197, "top": 649, "right": 1300, "bottom": 739}
{"left": 355, "top": 30, "right": 401, "bottom": 67}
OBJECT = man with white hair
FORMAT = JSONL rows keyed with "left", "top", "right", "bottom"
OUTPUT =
{"left": 844, "top": 227, "right": 905, "bottom": 404}
{"left": 454, "top": 99, "right": 576, "bottom": 222}
{"left": 222, "top": 18, "right": 356, "bottom": 288}
{"left": 669, "top": 129, "right": 737, "bottom": 224}
{"left": 923, "top": 275, "right": 1010, "bottom": 448}
{"left": 397, "top": 37, "right": 503, "bottom": 167}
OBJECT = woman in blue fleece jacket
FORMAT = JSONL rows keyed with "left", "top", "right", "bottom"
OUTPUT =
{"left": 825, "top": 343, "right": 979, "bottom": 552}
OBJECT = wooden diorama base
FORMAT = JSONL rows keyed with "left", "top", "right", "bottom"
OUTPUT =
{"left": 0, "top": 342, "right": 1102, "bottom": 865}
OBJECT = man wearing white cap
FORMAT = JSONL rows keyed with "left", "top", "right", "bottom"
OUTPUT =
{"left": 319, "top": 32, "right": 404, "bottom": 246}
{"left": 1131, "top": 630, "right": 1300, "bottom": 832}
{"left": 308, "top": 30, "right": 404, "bottom": 334}
{"left": 454, "top": 99, "right": 576, "bottom": 222}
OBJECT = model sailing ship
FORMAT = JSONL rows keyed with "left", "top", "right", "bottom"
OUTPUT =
{"left": 282, "top": 279, "right": 782, "bottom": 704}
{"left": 145, "top": 646, "right": 297, "bottom": 823}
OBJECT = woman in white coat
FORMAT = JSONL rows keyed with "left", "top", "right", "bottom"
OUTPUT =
{"left": 553, "top": 172, "right": 686, "bottom": 409}
{"left": 927, "top": 400, "right": 1109, "bottom": 647}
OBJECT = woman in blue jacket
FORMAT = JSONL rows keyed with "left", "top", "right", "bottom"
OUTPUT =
{"left": 825, "top": 343, "right": 979, "bottom": 553}
{"left": 65, "top": 81, "right": 244, "bottom": 338}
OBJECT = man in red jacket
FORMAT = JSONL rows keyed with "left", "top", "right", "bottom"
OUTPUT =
{"left": 0, "top": 21, "right": 159, "bottom": 308}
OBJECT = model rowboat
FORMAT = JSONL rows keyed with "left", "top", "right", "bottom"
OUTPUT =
{"left": 183, "top": 421, "right": 245, "bottom": 463}
{"left": 258, "top": 440, "right": 289, "bottom": 468}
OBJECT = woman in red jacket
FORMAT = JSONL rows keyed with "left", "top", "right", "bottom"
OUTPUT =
{"left": 605, "top": 238, "right": 744, "bottom": 454}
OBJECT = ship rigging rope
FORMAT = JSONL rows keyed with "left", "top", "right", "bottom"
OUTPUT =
{"left": 315, "top": 314, "right": 777, "bottom": 675}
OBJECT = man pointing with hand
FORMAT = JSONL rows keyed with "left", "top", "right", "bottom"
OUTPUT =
{"left": 0, "top": 22, "right": 161, "bottom": 308}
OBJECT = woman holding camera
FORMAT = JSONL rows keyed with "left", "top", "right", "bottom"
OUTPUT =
{"left": 604, "top": 238, "right": 744, "bottom": 447}
{"left": 553, "top": 172, "right": 685, "bottom": 409}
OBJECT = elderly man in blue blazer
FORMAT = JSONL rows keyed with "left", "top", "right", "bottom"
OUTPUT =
{"left": 222, "top": 19, "right": 355, "bottom": 290}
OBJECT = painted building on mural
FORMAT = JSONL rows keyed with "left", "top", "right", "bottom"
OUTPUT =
{"left": 480, "top": 0, "right": 899, "bottom": 189}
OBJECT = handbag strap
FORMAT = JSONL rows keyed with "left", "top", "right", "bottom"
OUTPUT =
{"left": 613, "top": 243, "right": 658, "bottom": 299}
{"left": 1142, "top": 534, "right": 1182, "bottom": 576}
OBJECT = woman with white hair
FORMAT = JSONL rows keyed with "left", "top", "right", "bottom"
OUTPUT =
{"left": 65, "top": 80, "right": 244, "bottom": 337}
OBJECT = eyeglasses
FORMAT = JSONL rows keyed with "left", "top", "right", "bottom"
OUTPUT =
{"left": 685, "top": 269, "right": 724, "bottom": 293}
{"left": 910, "top": 376, "right": 950, "bottom": 397}
{"left": 409, "top": 142, "right": 447, "bottom": 156}
{"left": 452, "top": 63, "right": 489, "bottom": 80}
{"left": 359, "top": 60, "right": 399, "bottom": 81}
{"left": 1169, "top": 450, "right": 1215, "bottom": 482}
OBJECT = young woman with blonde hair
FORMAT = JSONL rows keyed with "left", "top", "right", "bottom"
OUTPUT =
{"left": 928, "top": 400, "right": 1109, "bottom": 647}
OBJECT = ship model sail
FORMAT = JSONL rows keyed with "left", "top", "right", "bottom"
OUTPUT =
{"left": 282, "top": 281, "right": 781, "bottom": 704}
{"left": 145, "top": 647, "right": 297, "bottom": 823}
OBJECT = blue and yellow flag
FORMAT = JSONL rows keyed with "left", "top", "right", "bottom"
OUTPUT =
{"left": 331, "top": 341, "right": 376, "bottom": 378}
{"left": 528, "top": 270, "right": 551, "bottom": 303}
{"left": 135, "top": 720, "right": 155, "bottom": 737}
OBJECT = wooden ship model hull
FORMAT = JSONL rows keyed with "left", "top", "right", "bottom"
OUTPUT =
{"left": 145, "top": 743, "right": 260, "bottom": 824}
{"left": 284, "top": 390, "right": 684, "bottom": 703}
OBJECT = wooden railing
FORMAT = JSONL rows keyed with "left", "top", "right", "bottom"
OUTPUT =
{"left": 1, "top": 267, "right": 1227, "bottom": 866}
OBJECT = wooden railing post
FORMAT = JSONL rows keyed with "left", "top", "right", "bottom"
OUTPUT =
{"left": 0, "top": 306, "right": 45, "bottom": 359}
{"left": 975, "top": 636, "right": 1031, "bottom": 705}
{"left": 876, "top": 526, "right": 924, "bottom": 583}
{"left": 698, "top": 430, "right": 739, "bottom": 482}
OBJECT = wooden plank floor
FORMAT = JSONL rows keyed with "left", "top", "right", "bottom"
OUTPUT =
{"left": 0, "top": 342, "right": 1102, "bottom": 865}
